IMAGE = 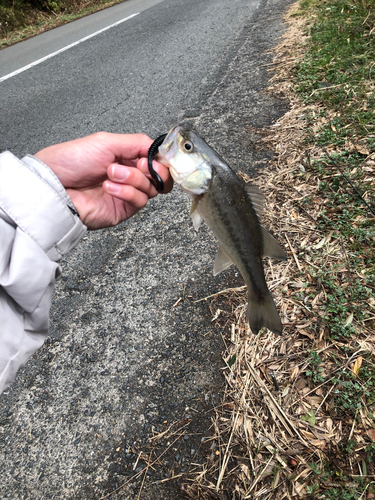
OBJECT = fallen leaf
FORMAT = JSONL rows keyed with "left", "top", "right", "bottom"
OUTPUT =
{"left": 326, "top": 418, "right": 333, "bottom": 432}
{"left": 293, "top": 481, "right": 306, "bottom": 497}
{"left": 352, "top": 356, "right": 363, "bottom": 377}
{"left": 301, "top": 429, "right": 315, "bottom": 439}
{"left": 356, "top": 145, "right": 370, "bottom": 155}
{"left": 301, "top": 409, "right": 316, "bottom": 426}
{"left": 300, "top": 467, "right": 311, "bottom": 478}
{"left": 282, "top": 385, "right": 290, "bottom": 397}
{"left": 314, "top": 237, "right": 326, "bottom": 249}
{"left": 290, "top": 366, "right": 300, "bottom": 381}
{"left": 298, "top": 329, "right": 315, "bottom": 339}
{"left": 344, "top": 312, "right": 354, "bottom": 327}
{"left": 228, "top": 354, "right": 236, "bottom": 368}
{"left": 239, "top": 463, "right": 251, "bottom": 480}
{"left": 310, "top": 439, "right": 326, "bottom": 449}
{"left": 367, "top": 429, "right": 375, "bottom": 441}
{"left": 295, "top": 378, "right": 307, "bottom": 391}
{"left": 308, "top": 396, "right": 323, "bottom": 406}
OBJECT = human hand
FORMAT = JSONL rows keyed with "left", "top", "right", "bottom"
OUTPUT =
{"left": 34, "top": 132, "right": 173, "bottom": 230}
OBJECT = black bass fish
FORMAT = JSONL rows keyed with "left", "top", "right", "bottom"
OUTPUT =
{"left": 153, "top": 125, "right": 287, "bottom": 335}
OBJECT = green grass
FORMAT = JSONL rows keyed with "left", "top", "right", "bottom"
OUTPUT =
{"left": 333, "top": 366, "right": 375, "bottom": 415}
{"left": 306, "top": 350, "right": 325, "bottom": 383}
{"left": 296, "top": 0, "right": 375, "bottom": 208}
{"left": 306, "top": 459, "right": 374, "bottom": 499}
{"left": 293, "top": 0, "right": 375, "bottom": 346}
{"left": 296, "top": 0, "right": 375, "bottom": 138}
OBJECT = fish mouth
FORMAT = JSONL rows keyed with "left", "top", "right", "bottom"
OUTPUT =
{"left": 156, "top": 124, "right": 212, "bottom": 194}
{"left": 157, "top": 125, "right": 182, "bottom": 165}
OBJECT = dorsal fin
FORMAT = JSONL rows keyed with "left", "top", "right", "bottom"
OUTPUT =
{"left": 244, "top": 184, "right": 287, "bottom": 260}
{"left": 244, "top": 184, "right": 265, "bottom": 220}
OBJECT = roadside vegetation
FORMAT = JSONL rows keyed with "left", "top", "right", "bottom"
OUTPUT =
{"left": 179, "top": 0, "right": 375, "bottom": 498}
{"left": 0, "top": 0, "right": 127, "bottom": 48}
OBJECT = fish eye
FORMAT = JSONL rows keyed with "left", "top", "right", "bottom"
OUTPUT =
{"left": 183, "top": 140, "right": 194, "bottom": 153}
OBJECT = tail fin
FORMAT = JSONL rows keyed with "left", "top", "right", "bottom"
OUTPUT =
{"left": 248, "top": 292, "right": 282, "bottom": 335}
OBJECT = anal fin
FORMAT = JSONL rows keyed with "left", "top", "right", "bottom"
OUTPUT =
{"left": 261, "top": 226, "right": 287, "bottom": 260}
{"left": 213, "top": 246, "right": 233, "bottom": 276}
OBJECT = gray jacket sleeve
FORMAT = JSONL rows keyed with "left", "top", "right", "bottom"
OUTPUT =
{"left": 0, "top": 152, "right": 87, "bottom": 393}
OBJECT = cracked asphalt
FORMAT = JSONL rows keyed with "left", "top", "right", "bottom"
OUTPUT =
{"left": 0, "top": 0, "right": 291, "bottom": 497}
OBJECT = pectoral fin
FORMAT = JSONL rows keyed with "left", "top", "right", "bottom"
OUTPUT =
{"left": 190, "top": 197, "right": 203, "bottom": 231}
{"left": 213, "top": 246, "right": 233, "bottom": 276}
{"left": 261, "top": 226, "right": 288, "bottom": 260}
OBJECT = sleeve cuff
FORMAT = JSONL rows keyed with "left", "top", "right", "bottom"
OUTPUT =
{"left": 0, "top": 152, "right": 87, "bottom": 261}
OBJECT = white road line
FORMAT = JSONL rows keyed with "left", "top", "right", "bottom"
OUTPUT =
{"left": 0, "top": 12, "right": 139, "bottom": 83}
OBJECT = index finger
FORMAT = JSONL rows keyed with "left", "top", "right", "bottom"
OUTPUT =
{"left": 93, "top": 132, "right": 154, "bottom": 163}
{"left": 137, "top": 157, "right": 174, "bottom": 194}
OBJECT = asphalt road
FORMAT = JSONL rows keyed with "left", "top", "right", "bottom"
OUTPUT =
{"left": 0, "top": 0, "right": 291, "bottom": 497}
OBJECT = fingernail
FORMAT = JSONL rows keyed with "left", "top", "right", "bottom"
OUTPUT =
{"left": 112, "top": 165, "right": 129, "bottom": 182}
{"left": 105, "top": 181, "right": 120, "bottom": 194}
